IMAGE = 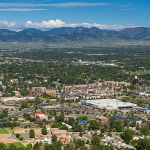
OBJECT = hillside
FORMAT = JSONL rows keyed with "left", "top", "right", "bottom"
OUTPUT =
{"left": 0, "top": 27, "right": 150, "bottom": 43}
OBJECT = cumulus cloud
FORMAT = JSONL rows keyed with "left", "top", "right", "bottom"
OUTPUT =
{"left": 0, "top": 19, "right": 137, "bottom": 31}
{"left": 0, "top": 20, "right": 19, "bottom": 29}
{"left": 24, "top": 19, "right": 66, "bottom": 28}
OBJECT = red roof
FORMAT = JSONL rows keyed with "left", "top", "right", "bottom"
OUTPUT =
{"left": 34, "top": 112, "right": 43, "bottom": 116}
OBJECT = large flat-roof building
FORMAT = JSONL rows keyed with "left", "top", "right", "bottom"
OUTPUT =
{"left": 82, "top": 99, "right": 137, "bottom": 110}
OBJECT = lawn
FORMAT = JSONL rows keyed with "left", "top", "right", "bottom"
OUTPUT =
{"left": 6, "top": 142, "right": 25, "bottom": 148}
{"left": 0, "top": 128, "right": 9, "bottom": 134}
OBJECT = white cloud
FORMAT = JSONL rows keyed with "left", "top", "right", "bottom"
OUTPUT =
{"left": 0, "top": 2, "right": 112, "bottom": 7}
{"left": 24, "top": 19, "right": 66, "bottom": 28}
{"left": 0, "top": 19, "right": 137, "bottom": 31}
{"left": 0, "top": 8, "right": 46, "bottom": 11}
{"left": 0, "top": 20, "right": 19, "bottom": 29}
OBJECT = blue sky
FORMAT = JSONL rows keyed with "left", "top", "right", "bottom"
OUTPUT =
{"left": 0, "top": 0, "right": 149, "bottom": 30}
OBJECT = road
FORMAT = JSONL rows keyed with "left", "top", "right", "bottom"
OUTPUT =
{"left": 2, "top": 107, "right": 36, "bottom": 121}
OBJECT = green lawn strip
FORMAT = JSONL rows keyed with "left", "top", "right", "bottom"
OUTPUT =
{"left": 38, "top": 96, "right": 49, "bottom": 100}
{"left": 0, "top": 128, "right": 9, "bottom": 134}
{"left": 6, "top": 142, "right": 25, "bottom": 148}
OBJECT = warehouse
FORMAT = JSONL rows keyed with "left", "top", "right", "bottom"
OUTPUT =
{"left": 81, "top": 99, "right": 137, "bottom": 110}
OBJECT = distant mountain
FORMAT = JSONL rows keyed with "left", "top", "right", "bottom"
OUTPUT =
{"left": 0, "top": 27, "right": 150, "bottom": 42}
{"left": 118, "top": 27, "right": 150, "bottom": 39}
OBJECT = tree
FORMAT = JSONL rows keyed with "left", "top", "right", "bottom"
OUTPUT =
{"left": 141, "top": 125, "right": 149, "bottom": 136}
{"left": 121, "top": 129, "right": 134, "bottom": 144}
{"left": 29, "top": 129, "right": 35, "bottom": 138}
{"left": 64, "top": 144, "right": 73, "bottom": 150}
{"left": 25, "top": 144, "right": 32, "bottom": 150}
{"left": 88, "top": 120, "right": 101, "bottom": 130}
{"left": 52, "top": 135, "right": 57, "bottom": 143}
{"left": 91, "top": 134, "right": 100, "bottom": 149}
{"left": 74, "top": 139, "right": 85, "bottom": 150}
{"left": 137, "top": 139, "right": 150, "bottom": 150}
{"left": 21, "top": 101, "right": 28, "bottom": 108}
{"left": 33, "top": 142, "right": 42, "bottom": 150}
{"left": 56, "top": 112, "right": 64, "bottom": 122}
{"left": 41, "top": 126, "right": 47, "bottom": 135}
{"left": 79, "top": 132, "right": 83, "bottom": 137}
{"left": 8, "top": 143, "right": 17, "bottom": 150}
{"left": 0, "top": 142, "right": 7, "bottom": 150}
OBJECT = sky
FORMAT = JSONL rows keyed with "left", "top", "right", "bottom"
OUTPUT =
{"left": 0, "top": 0, "right": 149, "bottom": 30}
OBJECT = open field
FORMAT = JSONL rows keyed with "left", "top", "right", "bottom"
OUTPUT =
{"left": 133, "top": 70, "right": 150, "bottom": 75}
{"left": 0, "top": 134, "right": 18, "bottom": 143}
{"left": 0, "top": 128, "right": 9, "bottom": 134}
{"left": 6, "top": 142, "right": 25, "bottom": 148}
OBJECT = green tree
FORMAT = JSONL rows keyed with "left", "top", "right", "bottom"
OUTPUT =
{"left": 0, "top": 142, "right": 7, "bottom": 150}
{"left": 25, "top": 144, "right": 32, "bottom": 150}
{"left": 64, "top": 144, "right": 73, "bottom": 150}
{"left": 91, "top": 134, "right": 100, "bottom": 149}
{"left": 41, "top": 126, "right": 47, "bottom": 135}
{"left": 52, "top": 135, "right": 57, "bottom": 143}
{"left": 21, "top": 101, "right": 28, "bottom": 108}
{"left": 88, "top": 120, "right": 101, "bottom": 130}
{"left": 137, "top": 139, "right": 150, "bottom": 150}
{"left": 33, "top": 142, "right": 42, "bottom": 150}
{"left": 141, "top": 125, "right": 149, "bottom": 136}
{"left": 56, "top": 112, "right": 64, "bottom": 122}
{"left": 29, "top": 129, "right": 35, "bottom": 138}
{"left": 74, "top": 139, "right": 85, "bottom": 150}
{"left": 8, "top": 143, "right": 17, "bottom": 150}
{"left": 121, "top": 129, "right": 134, "bottom": 144}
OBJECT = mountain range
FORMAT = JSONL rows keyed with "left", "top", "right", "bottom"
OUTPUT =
{"left": 0, "top": 27, "right": 150, "bottom": 43}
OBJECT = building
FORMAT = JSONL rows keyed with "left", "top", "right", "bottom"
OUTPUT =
{"left": 96, "top": 116, "right": 109, "bottom": 123}
{"left": 115, "top": 115, "right": 143, "bottom": 125}
{"left": 137, "top": 108, "right": 150, "bottom": 113}
{"left": 0, "top": 97, "right": 19, "bottom": 104}
{"left": 34, "top": 112, "right": 48, "bottom": 121}
{"left": 30, "top": 87, "right": 46, "bottom": 95}
{"left": 51, "top": 128, "right": 71, "bottom": 144}
{"left": 82, "top": 99, "right": 137, "bottom": 110}
{"left": 62, "top": 122, "right": 72, "bottom": 129}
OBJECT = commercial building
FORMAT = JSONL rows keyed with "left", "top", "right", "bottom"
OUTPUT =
{"left": 137, "top": 108, "right": 150, "bottom": 113}
{"left": 115, "top": 115, "right": 143, "bottom": 125}
{"left": 81, "top": 99, "right": 137, "bottom": 110}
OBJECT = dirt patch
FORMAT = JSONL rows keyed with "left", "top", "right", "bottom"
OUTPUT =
{"left": 0, "top": 134, "right": 18, "bottom": 143}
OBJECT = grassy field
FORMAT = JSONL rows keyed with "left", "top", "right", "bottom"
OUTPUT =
{"left": 133, "top": 70, "right": 150, "bottom": 75}
{"left": 0, "top": 128, "right": 9, "bottom": 134}
{"left": 6, "top": 142, "right": 25, "bottom": 148}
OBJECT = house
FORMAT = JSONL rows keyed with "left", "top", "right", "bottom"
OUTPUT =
{"left": 62, "top": 122, "right": 72, "bottom": 129}
{"left": 34, "top": 112, "right": 48, "bottom": 121}
{"left": 10, "top": 79, "right": 18, "bottom": 84}
{"left": 13, "top": 91, "right": 20, "bottom": 96}
{"left": 51, "top": 128, "right": 71, "bottom": 144}
{"left": 96, "top": 116, "right": 109, "bottom": 123}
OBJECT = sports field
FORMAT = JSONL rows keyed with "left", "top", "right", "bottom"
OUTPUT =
{"left": 0, "top": 128, "right": 9, "bottom": 134}
{"left": 6, "top": 142, "right": 25, "bottom": 148}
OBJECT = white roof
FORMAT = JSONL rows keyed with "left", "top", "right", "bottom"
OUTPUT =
{"left": 82, "top": 99, "right": 137, "bottom": 109}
